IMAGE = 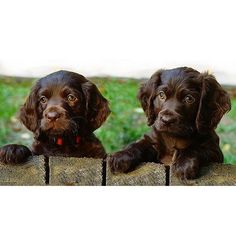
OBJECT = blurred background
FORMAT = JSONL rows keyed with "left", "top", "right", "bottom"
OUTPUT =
{"left": 0, "top": 0, "right": 236, "bottom": 164}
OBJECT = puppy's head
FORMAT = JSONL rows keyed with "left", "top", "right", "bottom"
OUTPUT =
{"left": 138, "top": 67, "right": 231, "bottom": 137}
{"left": 20, "top": 70, "right": 110, "bottom": 137}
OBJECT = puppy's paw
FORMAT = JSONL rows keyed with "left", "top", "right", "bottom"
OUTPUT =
{"left": 172, "top": 157, "right": 200, "bottom": 180}
{"left": 108, "top": 150, "right": 137, "bottom": 174}
{"left": 0, "top": 144, "right": 32, "bottom": 164}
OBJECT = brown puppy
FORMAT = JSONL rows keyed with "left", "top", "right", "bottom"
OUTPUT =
{"left": 0, "top": 70, "right": 110, "bottom": 163}
{"left": 109, "top": 67, "right": 231, "bottom": 179}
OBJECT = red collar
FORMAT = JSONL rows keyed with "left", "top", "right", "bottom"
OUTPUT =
{"left": 56, "top": 136, "right": 81, "bottom": 146}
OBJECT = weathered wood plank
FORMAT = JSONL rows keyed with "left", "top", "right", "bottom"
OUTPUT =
{"left": 170, "top": 163, "right": 236, "bottom": 186}
{"left": 49, "top": 157, "right": 103, "bottom": 186}
{"left": 0, "top": 156, "right": 45, "bottom": 186}
{"left": 106, "top": 162, "right": 166, "bottom": 186}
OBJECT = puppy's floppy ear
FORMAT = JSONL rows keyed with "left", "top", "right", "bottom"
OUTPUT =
{"left": 138, "top": 70, "right": 163, "bottom": 126}
{"left": 19, "top": 85, "right": 39, "bottom": 132}
{"left": 82, "top": 81, "right": 110, "bottom": 131}
{"left": 196, "top": 72, "right": 231, "bottom": 133}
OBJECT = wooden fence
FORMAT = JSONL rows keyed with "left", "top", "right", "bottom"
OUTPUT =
{"left": 0, "top": 156, "right": 235, "bottom": 186}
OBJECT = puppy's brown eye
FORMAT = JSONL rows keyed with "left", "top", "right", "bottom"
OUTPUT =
{"left": 158, "top": 91, "right": 166, "bottom": 101}
{"left": 67, "top": 94, "right": 77, "bottom": 102}
{"left": 40, "top": 96, "right": 48, "bottom": 103}
{"left": 184, "top": 95, "right": 195, "bottom": 104}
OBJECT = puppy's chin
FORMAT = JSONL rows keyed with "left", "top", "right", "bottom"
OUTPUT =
{"left": 43, "top": 128, "right": 66, "bottom": 136}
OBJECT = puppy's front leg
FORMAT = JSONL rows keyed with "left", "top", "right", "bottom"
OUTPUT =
{"left": 172, "top": 152, "right": 200, "bottom": 180}
{"left": 172, "top": 134, "right": 224, "bottom": 180}
{"left": 109, "top": 137, "right": 158, "bottom": 173}
{"left": 0, "top": 144, "right": 32, "bottom": 164}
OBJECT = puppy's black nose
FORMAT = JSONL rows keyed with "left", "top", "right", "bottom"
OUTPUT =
{"left": 45, "top": 111, "right": 61, "bottom": 122}
{"left": 160, "top": 115, "right": 176, "bottom": 125}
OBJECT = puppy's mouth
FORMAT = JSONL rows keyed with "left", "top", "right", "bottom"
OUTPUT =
{"left": 40, "top": 115, "right": 87, "bottom": 136}
{"left": 155, "top": 119, "right": 176, "bottom": 132}
{"left": 40, "top": 118, "right": 75, "bottom": 135}
{"left": 154, "top": 119, "right": 195, "bottom": 137}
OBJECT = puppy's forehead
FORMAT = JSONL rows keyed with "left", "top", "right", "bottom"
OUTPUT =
{"left": 160, "top": 68, "right": 201, "bottom": 90}
{"left": 161, "top": 67, "right": 188, "bottom": 80}
{"left": 38, "top": 70, "right": 88, "bottom": 91}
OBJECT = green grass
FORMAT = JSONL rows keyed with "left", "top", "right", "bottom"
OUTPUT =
{"left": 217, "top": 110, "right": 236, "bottom": 164}
{"left": 0, "top": 78, "right": 35, "bottom": 144}
{"left": 228, "top": 97, "right": 236, "bottom": 119}
{"left": 93, "top": 78, "right": 149, "bottom": 152}
{"left": 0, "top": 76, "right": 236, "bottom": 164}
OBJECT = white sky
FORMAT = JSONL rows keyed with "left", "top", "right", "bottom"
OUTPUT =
{"left": 0, "top": 0, "right": 236, "bottom": 84}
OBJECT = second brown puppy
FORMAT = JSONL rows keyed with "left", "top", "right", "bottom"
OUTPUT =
{"left": 109, "top": 67, "right": 231, "bottom": 179}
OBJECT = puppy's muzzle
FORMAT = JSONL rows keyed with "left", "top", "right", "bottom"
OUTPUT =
{"left": 159, "top": 109, "right": 178, "bottom": 126}
{"left": 43, "top": 106, "right": 67, "bottom": 123}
